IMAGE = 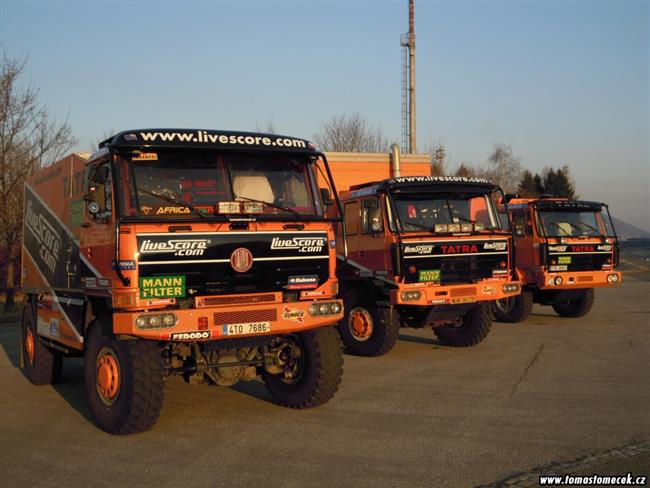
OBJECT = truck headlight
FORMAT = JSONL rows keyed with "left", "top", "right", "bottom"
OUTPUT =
{"left": 401, "top": 290, "right": 422, "bottom": 301}
{"left": 135, "top": 312, "right": 177, "bottom": 329}
{"left": 554, "top": 276, "right": 563, "bottom": 286}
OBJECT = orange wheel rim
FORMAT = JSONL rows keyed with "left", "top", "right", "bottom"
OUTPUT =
{"left": 349, "top": 308, "right": 373, "bottom": 341}
{"left": 96, "top": 348, "right": 120, "bottom": 405}
{"left": 25, "top": 328, "right": 35, "bottom": 365}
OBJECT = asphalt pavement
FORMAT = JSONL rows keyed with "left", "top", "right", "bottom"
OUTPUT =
{"left": 1, "top": 277, "right": 648, "bottom": 487}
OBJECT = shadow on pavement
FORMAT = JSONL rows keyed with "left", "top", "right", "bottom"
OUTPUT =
{"left": 397, "top": 332, "right": 445, "bottom": 346}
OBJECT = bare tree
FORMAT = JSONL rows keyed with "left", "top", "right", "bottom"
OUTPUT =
{"left": 254, "top": 120, "right": 278, "bottom": 135}
{"left": 485, "top": 143, "right": 522, "bottom": 193}
{"left": 426, "top": 143, "right": 447, "bottom": 176}
{"left": 0, "top": 54, "right": 77, "bottom": 310}
{"left": 313, "top": 113, "right": 388, "bottom": 152}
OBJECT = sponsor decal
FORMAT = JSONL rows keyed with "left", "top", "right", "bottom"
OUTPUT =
{"left": 37, "top": 317, "right": 60, "bottom": 339}
{"left": 140, "top": 205, "right": 153, "bottom": 215}
{"left": 271, "top": 236, "right": 326, "bottom": 253}
{"left": 440, "top": 244, "right": 479, "bottom": 254}
{"left": 483, "top": 241, "right": 507, "bottom": 251}
{"left": 113, "top": 260, "right": 136, "bottom": 270}
{"left": 24, "top": 200, "right": 62, "bottom": 275}
{"left": 282, "top": 306, "right": 305, "bottom": 323}
{"left": 139, "top": 238, "right": 209, "bottom": 256}
{"left": 170, "top": 331, "right": 212, "bottom": 341}
{"left": 404, "top": 244, "right": 435, "bottom": 255}
{"left": 138, "top": 131, "right": 309, "bottom": 149}
{"left": 558, "top": 256, "right": 572, "bottom": 265}
{"left": 431, "top": 298, "right": 447, "bottom": 305}
{"left": 482, "top": 286, "right": 496, "bottom": 295}
{"left": 390, "top": 176, "right": 492, "bottom": 185}
{"left": 139, "top": 275, "right": 186, "bottom": 298}
{"left": 329, "top": 240, "right": 336, "bottom": 249}
{"left": 549, "top": 265, "right": 568, "bottom": 272}
{"left": 124, "top": 133, "right": 138, "bottom": 141}
{"left": 418, "top": 269, "right": 441, "bottom": 283}
{"left": 287, "top": 275, "right": 319, "bottom": 290}
{"left": 156, "top": 206, "right": 191, "bottom": 215}
{"left": 597, "top": 244, "right": 612, "bottom": 251}
{"left": 492, "top": 269, "right": 508, "bottom": 276}
{"left": 230, "top": 247, "right": 253, "bottom": 273}
{"left": 132, "top": 152, "right": 158, "bottom": 161}
{"left": 548, "top": 245, "right": 568, "bottom": 252}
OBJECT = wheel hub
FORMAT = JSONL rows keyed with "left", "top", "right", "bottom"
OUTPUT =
{"left": 96, "top": 348, "right": 120, "bottom": 405}
{"left": 496, "top": 298, "right": 515, "bottom": 313}
{"left": 25, "top": 328, "right": 35, "bottom": 366}
{"left": 349, "top": 308, "right": 373, "bottom": 341}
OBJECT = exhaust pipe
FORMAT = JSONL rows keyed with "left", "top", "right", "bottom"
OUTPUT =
{"left": 391, "top": 143, "right": 401, "bottom": 178}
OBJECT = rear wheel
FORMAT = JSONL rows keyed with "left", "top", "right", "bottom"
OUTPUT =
{"left": 338, "top": 290, "right": 399, "bottom": 356}
{"left": 434, "top": 303, "right": 492, "bottom": 347}
{"left": 493, "top": 291, "right": 533, "bottom": 323}
{"left": 21, "top": 301, "right": 62, "bottom": 385}
{"left": 84, "top": 318, "right": 165, "bottom": 434}
{"left": 263, "top": 326, "right": 343, "bottom": 409}
{"left": 552, "top": 288, "right": 595, "bottom": 318}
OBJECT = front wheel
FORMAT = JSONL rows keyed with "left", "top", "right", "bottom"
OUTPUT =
{"left": 434, "top": 303, "right": 492, "bottom": 347}
{"left": 493, "top": 291, "right": 533, "bottom": 323}
{"left": 84, "top": 318, "right": 165, "bottom": 434}
{"left": 552, "top": 288, "right": 595, "bottom": 318}
{"left": 21, "top": 301, "right": 62, "bottom": 385}
{"left": 263, "top": 326, "right": 343, "bottom": 409}
{"left": 338, "top": 290, "right": 399, "bottom": 356}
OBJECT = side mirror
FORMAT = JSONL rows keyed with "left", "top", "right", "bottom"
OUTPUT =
{"left": 320, "top": 188, "right": 334, "bottom": 207}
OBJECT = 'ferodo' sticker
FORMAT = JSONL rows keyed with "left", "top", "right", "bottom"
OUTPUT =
{"left": 166, "top": 331, "right": 212, "bottom": 341}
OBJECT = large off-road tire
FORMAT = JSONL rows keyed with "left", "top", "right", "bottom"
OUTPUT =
{"left": 263, "top": 326, "right": 343, "bottom": 409}
{"left": 338, "top": 290, "right": 399, "bottom": 356}
{"left": 21, "top": 301, "right": 62, "bottom": 385}
{"left": 84, "top": 318, "right": 165, "bottom": 435}
{"left": 434, "top": 302, "right": 492, "bottom": 347}
{"left": 552, "top": 288, "right": 595, "bottom": 318}
{"left": 493, "top": 291, "right": 534, "bottom": 323}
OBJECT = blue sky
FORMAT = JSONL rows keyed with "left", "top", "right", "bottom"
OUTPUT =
{"left": 2, "top": 0, "right": 648, "bottom": 230}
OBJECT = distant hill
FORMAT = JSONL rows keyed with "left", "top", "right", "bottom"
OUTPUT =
{"left": 612, "top": 218, "right": 650, "bottom": 240}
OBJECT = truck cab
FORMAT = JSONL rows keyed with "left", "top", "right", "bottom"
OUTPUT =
{"left": 494, "top": 197, "right": 621, "bottom": 322}
{"left": 333, "top": 175, "right": 521, "bottom": 356}
{"left": 21, "top": 129, "right": 344, "bottom": 434}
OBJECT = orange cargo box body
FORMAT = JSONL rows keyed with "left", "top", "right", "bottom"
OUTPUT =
{"left": 324, "top": 150, "right": 520, "bottom": 356}
{"left": 494, "top": 197, "right": 621, "bottom": 322}
{"left": 20, "top": 129, "right": 345, "bottom": 434}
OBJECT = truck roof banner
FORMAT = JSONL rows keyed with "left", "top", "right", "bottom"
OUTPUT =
{"left": 102, "top": 129, "right": 318, "bottom": 154}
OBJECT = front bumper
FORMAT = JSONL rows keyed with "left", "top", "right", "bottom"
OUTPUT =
{"left": 113, "top": 299, "right": 343, "bottom": 341}
{"left": 389, "top": 280, "right": 521, "bottom": 306}
{"left": 536, "top": 270, "right": 622, "bottom": 290}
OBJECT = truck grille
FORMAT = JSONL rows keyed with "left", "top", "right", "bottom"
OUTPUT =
{"left": 214, "top": 309, "right": 277, "bottom": 325}
{"left": 197, "top": 293, "right": 278, "bottom": 308}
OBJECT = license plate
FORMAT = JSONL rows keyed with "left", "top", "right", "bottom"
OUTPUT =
{"left": 451, "top": 297, "right": 476, "bottom": 304}
{"left": 222, "top": 322, "right": 271, "bottom": 336}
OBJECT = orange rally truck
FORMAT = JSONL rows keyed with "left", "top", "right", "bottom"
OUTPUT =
{"left": 493, "top": 197, "right": 622, "bottom": 322}
{"left": 21, "top": 129, "right": 344, "bottom": 434}
{"left": 326, "top": 150, "right": 521, "bottom": 356}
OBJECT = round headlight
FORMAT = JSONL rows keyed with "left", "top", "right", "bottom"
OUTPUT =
{"left": 319, "top": 303, "right": 330, "bottom": 315}
{"left": 148, "top": 315, "right": 161, "bottom": 327}
{"left": 309, "top": 303, "right": 319, "bottom": 316}
{"left": 162, "top": 314, "right": 176, "bottom": 326}
{"left": 330, "top": 303, "right": 341, "bottom": 314}
{"left": 135, "top": 316, "right": 146, "bottom": 328}
{"left": 554, "top": 276, "right": 563, "bottom": 286}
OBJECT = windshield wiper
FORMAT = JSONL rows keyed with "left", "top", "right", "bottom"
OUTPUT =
{"left": 235, "top": 195, "right": 303, "bottom": 218}
{"left": 576, "top": 221, "right": 603, "bottom": 236}
{"left": 138, "top": 189, "right": 208, "bottom": 219}
{"left": 399, "top": 220, "right": 433, "bottom": 232}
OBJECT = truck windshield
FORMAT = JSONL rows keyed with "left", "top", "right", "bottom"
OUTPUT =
{"left": 537, "top": 207, "right": 608, "bottom": 237}
{"left": 116, "top": 150, "right": 322, "bottom": 219}
{"left": 392, "top": 192, "right": 502, "bottom": 233}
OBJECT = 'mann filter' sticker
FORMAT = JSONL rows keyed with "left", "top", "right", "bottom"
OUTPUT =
{"left": 139, "top": 275, "right": 186, "bottom": 298}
